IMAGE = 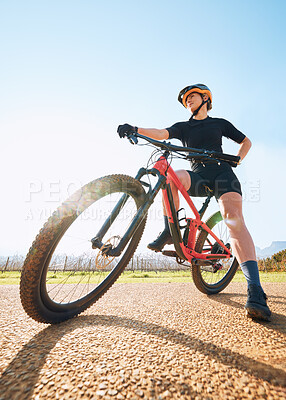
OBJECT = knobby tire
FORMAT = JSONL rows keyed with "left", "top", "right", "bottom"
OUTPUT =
{"left": 20, "top": 175, "right": 147, "bottom": 324}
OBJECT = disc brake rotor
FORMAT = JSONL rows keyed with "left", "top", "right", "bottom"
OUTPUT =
{"left": 95, "top": 236, "right": 121, "bottom": 270}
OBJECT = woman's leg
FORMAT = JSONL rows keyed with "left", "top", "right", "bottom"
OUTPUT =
{"left": 218, "top": 192, "right": 271, "bottom": 320}
{"left": 218, "top": 192, "right": 256, "bottom": 263}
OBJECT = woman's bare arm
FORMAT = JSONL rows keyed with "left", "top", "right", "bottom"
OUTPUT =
{"left": 237, "top": 136, "right": 252, "bottom": 161}
{"left": 137, "top": 127, "right": 169, "bottom": 140}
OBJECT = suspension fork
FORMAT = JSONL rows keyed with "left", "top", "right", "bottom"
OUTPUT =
{"left": 91, "top": 168, "right": 166, "bottom": 256}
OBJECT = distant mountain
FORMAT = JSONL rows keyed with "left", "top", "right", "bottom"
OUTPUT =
{"left": 256, "top": 241, "right": 286, "bottom": 258}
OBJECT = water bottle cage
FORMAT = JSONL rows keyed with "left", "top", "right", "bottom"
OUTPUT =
{"left": 177, "top": 208, "right": 188, "bottom": 229}
{"left": 184, "top": 218, "right": 199, "bottom": 248}
{"left": 211, "top": 242, "right": 231, "bottom": 255}
{"left": 183, "top": 220, "right": 190, "bottom": 246}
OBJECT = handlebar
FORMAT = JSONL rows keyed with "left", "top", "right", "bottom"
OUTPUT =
{"left": 127, "top": 132, "right": 241, "bottom": 166}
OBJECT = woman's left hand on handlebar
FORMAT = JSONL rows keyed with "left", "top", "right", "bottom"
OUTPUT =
{"left": 117, "top": 123, "right": 138, "bottom": 138}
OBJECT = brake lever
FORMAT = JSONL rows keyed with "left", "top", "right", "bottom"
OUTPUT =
{"left": 127, "top": 133, "right": 138, "bottom": 145}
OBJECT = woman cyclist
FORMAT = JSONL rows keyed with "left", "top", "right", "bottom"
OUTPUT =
{"left": 117, "top": 84, "right": 271, "bottom": 321}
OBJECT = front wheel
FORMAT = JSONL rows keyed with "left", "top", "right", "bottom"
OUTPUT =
{"left": 20, "top": 174, "right": 147, "bottom": 324}
{"left": 192, "top": 211, "right": 239, "bottom": 294}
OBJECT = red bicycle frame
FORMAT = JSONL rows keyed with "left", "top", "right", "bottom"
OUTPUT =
{"left": 152, "top": 155, "right": 232, "bottom": 263}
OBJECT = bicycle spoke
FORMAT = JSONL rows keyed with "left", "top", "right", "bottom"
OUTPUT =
{"left": 44, "top": 191, "right": 138, "bottom": 305}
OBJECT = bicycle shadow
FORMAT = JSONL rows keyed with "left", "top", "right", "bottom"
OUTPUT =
{"left": 0, "top": 313, "right": 285, "bottom": 400}
{"left": 208, "top": 291, "right": 286, "bottom": 335}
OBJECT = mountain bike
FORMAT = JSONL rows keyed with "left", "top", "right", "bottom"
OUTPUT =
{"left": 20, "top": 132, "right": 240, "bottom": 324}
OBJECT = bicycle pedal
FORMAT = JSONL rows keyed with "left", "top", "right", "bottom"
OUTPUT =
{"left": 162, "top": 250, "right": 177, "bottom": 258}
{"left": 213, "top": 262, "right": 223, "bottom": 272}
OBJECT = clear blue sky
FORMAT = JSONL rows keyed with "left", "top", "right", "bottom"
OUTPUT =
{"left": 1, "top": 0, "right": 286, "bottom": 256}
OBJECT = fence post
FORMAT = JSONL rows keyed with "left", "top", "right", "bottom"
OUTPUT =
{"left": 64, "top": 256, "right": 68, "bottom": 272}
{"left": 3, "top": 257, "right": 10, "bottom": 273}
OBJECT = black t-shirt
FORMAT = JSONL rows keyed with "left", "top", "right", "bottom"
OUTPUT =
{"left": 166, "top": 116, "right": 245, "bottom": 171}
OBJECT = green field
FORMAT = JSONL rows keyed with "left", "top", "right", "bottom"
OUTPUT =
{"left": 1, "top": 270, "right": 286, "bottom": 285}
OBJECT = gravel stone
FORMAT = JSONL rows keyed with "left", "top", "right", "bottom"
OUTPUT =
{"left": 96, "top": 390, "right": 107, "bottom": 397}
{"left": 0, "top": 282, "right": 285, "bottom": 400}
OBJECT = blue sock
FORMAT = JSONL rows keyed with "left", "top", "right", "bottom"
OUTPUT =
{"left": 240, "top": 260, "right": 261, "bottom": 287}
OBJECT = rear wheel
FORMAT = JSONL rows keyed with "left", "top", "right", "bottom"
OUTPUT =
{"left": 192, "top": 211, "right": 239, "bottom": 294}
{"left": 20, "top": 174, "right": 147, "bottom": 323}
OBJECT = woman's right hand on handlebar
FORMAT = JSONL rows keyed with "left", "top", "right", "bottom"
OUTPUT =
{"left": 117, "top": 123, "right": 138, "bottom": 138}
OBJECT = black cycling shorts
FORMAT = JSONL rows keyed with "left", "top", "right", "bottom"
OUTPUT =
{"left": 187, "top": 164, "right": 242, "bottom": 200}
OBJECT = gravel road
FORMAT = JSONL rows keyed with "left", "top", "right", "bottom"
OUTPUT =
{"left": 0, "top": 282, "right": 285, "bottom": 400}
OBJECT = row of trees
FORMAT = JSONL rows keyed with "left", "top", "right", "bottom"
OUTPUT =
{"left": 0, "top": 253, "right": 182, "bottom": 272}
{"left": 1, "top": 250, "right": 286, "bottom": 272}
{"left": 257, "top": 249, "right": 286, "bottom": 272}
